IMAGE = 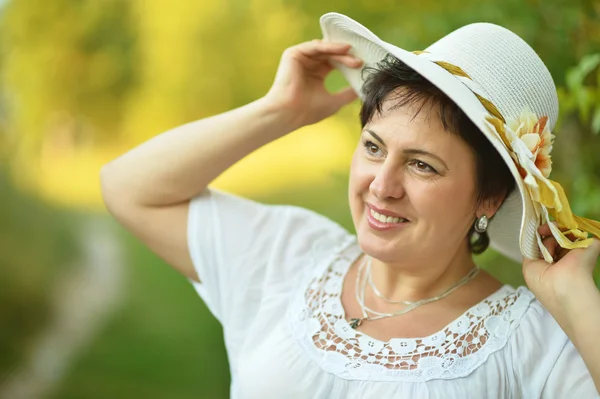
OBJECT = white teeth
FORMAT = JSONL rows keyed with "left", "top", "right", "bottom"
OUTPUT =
{"left": 370, "top": 209, "right": 407, "bottom": 224}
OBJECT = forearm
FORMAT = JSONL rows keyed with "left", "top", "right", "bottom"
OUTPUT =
{"left": 553, "top": 279, "right": 600, "bottom": 392}
{"left": 100, "top": 97, "right": 295, "bottom": 207}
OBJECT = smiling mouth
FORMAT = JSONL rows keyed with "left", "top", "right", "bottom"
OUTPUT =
{"left": 369, "top": 208, "right": 409, "bottom": 224}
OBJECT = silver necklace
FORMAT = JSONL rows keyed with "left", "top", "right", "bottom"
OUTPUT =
{"left": 367, "top": 257, "right": 415, "bottom": 305}
{"left": 348, "top": 255, "right": 480, "bottom": 329}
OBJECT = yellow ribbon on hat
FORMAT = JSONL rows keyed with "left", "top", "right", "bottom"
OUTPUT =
{"left": 486, "top": 113, "right": 600, "bottom": 262}
{"left": 413, "top": 51, "right": 506, "bottom": 124}
{"left": 413, "top": 50, "right": 600, "bottom": 262}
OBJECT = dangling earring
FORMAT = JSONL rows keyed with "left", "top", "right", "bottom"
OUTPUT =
{"left": 474, "top": 215, "right": 488, "bottom": 233}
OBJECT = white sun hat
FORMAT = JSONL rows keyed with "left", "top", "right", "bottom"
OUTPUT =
{"left": 320, "top": 12, "right": 600, "bottom": 263}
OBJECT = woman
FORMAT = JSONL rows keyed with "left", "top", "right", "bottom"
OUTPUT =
{"left": 100, "top": 12, "right": 600, "bottom": 398}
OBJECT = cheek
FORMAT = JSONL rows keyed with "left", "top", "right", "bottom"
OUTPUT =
{"left": 348, "top": 151, "right": 373, "bottom": 222}
{"left": 413, "top": 179, "right": 477, "bottom": 228}
{"left": 349, "top": 150, "right": 372, "bottom": 192}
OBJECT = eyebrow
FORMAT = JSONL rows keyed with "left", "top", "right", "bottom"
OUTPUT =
{"left": 364, "top": 129, "right": 449, "bottom": 170}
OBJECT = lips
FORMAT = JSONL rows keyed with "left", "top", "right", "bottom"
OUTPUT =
{"left": 370, "top": 208, "right": 408, "bottom": 224}
{"left": 367, "top": 202, "right": 410, "bottom": 221}
{"left": 365, "top": 203, "right": 411, "bottom": 231}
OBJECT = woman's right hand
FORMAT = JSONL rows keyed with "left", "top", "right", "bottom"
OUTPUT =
{"left": 264, "top": 39, "right": 363, "bottom": 130}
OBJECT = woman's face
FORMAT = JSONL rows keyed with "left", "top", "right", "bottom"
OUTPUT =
{"left": 349, "top": 99, "right": 481, "bottom": 264}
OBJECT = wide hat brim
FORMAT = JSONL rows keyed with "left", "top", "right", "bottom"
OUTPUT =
{"left": 320, "top": 12, "right": 542, "bottom": 263}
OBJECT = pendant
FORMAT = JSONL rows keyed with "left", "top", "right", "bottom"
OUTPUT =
{"left": 349, "top": 318, "right": 364, "bottom": 329}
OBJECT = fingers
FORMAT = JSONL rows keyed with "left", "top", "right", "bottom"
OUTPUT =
{"left": 290, "top": 40, "right": 363, "bottom": 67}
{"left": 537, "top": 222, "right": 555, "bottom": 237}
{"left": 537, "top": 222, "right": 600, "bottom": 264}
{"left": 538, "top": 223, "right": 557, "bottom": 259}
{"left": 328, "top": 54, "right": 363, "bottom": 68}
{"left": 589, "top": 238, "right": 600, "bottom": 258}
{"left": 332, "top": 87, "right": 359, "bottom": 106}
{"left": 541, "top": 235, "right": 560, "bottom": 261}
{"left": 296, "top": 39, "right": 353, "bottom": 56}
{"left": 538, "top": 224, "right": 570, "bottom": 262}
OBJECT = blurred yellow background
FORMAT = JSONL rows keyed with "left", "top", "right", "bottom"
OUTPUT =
{"left": 1, "top": 0, "right": 599, "bottom": 398}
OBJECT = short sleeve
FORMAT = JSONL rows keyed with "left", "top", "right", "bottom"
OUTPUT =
{"left": 512, "top": 300, "right": 599, "bottom": 398}
{"left": 186, "top": 188, "right": 351, "bottom": 332}
{"left": 541, "top": 339, "right": 599, "bottom": 398}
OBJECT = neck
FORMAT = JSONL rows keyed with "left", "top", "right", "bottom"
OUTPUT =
{"left": 368, "top": 243, "right": 477, "bottom": 303}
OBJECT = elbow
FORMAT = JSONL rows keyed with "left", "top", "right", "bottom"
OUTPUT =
{"left": 100, "top": 163, "right": 148, "bottom": 220}
{"left": 99, "top": 163, "right": 126, "bottom": 215}
{"left": 99, "top": 164, "right": 115, "bottom": 212}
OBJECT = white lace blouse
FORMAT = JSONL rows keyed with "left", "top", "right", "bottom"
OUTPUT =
{"left": 187, "top": 189, "right": 599, "bottom": 399}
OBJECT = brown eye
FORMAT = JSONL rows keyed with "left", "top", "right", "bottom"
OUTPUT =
{"left": 410, "top": 160, "right": 437, "bottom": 174}
{"left": 364, "top": 140, "right": 382, "bottom": 157}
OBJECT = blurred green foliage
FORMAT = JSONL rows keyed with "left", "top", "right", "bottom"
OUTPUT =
{"left": 556, "top": 54, "right": 600, "bottom": 220}
{"left": 0, "top": 165, "right": 80, "bottom": 372}
{"left": 559, "top": 53, "right": 600, "bottom": 133}
{"left": 0, "top": 0, "right": 599, "bottom": 398}
{"left": 49, "top": 228, "right": 230, "bottom": 399}
{"left": 0, "top": 0, "right": 138, "bottom": 159}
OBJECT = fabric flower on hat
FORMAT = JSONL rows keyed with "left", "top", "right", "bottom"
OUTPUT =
{"left": 486, "top": 108, "right": 600, "bottom": 263}
{"left": 505, "top": 108, "right": 554, "bottom": 179}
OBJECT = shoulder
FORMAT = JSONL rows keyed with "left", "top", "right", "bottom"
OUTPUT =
{"left": 195, "top": 189, "right": 355, "bottom": 275}
{"left": 471, "top": 285, "right": 570, "bottom": 386}
{"left": 510, "top": 286, "right": 567, "bottom": 343}
{"left": 498, "top": 285, "right": 567, "bottom": 348}
{"left": 189, "top": 188, "right": 352, "bottom": 243}
{"left": 504, "top": 286, "right": 570, "bottom": 369}
{"left": 279, "top": 204, "right": 352, "bottom": 248}
{"left": 466, "top": 284, "right": 565, "bottom": 369}
{"left": 505, "top": 286, "right": 598, "bottom": 397}
{"left": 265, "top": 202, "right": 356, "bottom": 284}
{"left": 192, "top": 188, "right": 347, "bottom": 226}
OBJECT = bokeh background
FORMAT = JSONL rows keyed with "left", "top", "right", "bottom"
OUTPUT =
{"left": 1, "top": 0, "right": 599, "bottom": 398}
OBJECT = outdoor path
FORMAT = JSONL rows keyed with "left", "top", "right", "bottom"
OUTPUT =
{"left": 0, "top": 214, "right": 125, "bottom": 399}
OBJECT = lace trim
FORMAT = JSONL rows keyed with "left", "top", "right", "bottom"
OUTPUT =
{"left": 288, "top": 239, "right": 536, "bottom": 382}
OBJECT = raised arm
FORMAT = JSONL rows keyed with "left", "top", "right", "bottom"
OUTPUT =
{"left": 523, "top": 224, "right": 600, "bottom": 394}
{"left": 99, "top": 40, "right": 362, "bottom": 281}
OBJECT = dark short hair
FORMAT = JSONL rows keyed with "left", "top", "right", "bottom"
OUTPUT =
{"left": 359, "top": 54, "right": 516, "bottom": 254}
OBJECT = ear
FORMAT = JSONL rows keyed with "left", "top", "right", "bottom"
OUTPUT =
{"left": 476, "top": 192, "right": 507, "bottom": 220}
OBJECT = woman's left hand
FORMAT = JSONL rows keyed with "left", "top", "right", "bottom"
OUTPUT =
{"left": 522, "top": 223, "right": 600, "bottom": 311}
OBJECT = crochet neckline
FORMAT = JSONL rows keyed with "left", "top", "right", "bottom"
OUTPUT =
{"left": 335, "top": 245, "right": 511, "bottom": 343}
{"left": 287, "top": 236, "right": 536, "bottom": 382}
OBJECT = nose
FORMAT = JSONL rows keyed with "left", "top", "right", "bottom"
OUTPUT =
{"left": 369, "top": 161, "right": 406, "bottom": 200}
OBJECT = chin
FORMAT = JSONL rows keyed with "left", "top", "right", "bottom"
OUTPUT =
{"left": 355, "top": 223, "right": 405, "bottom": 262}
